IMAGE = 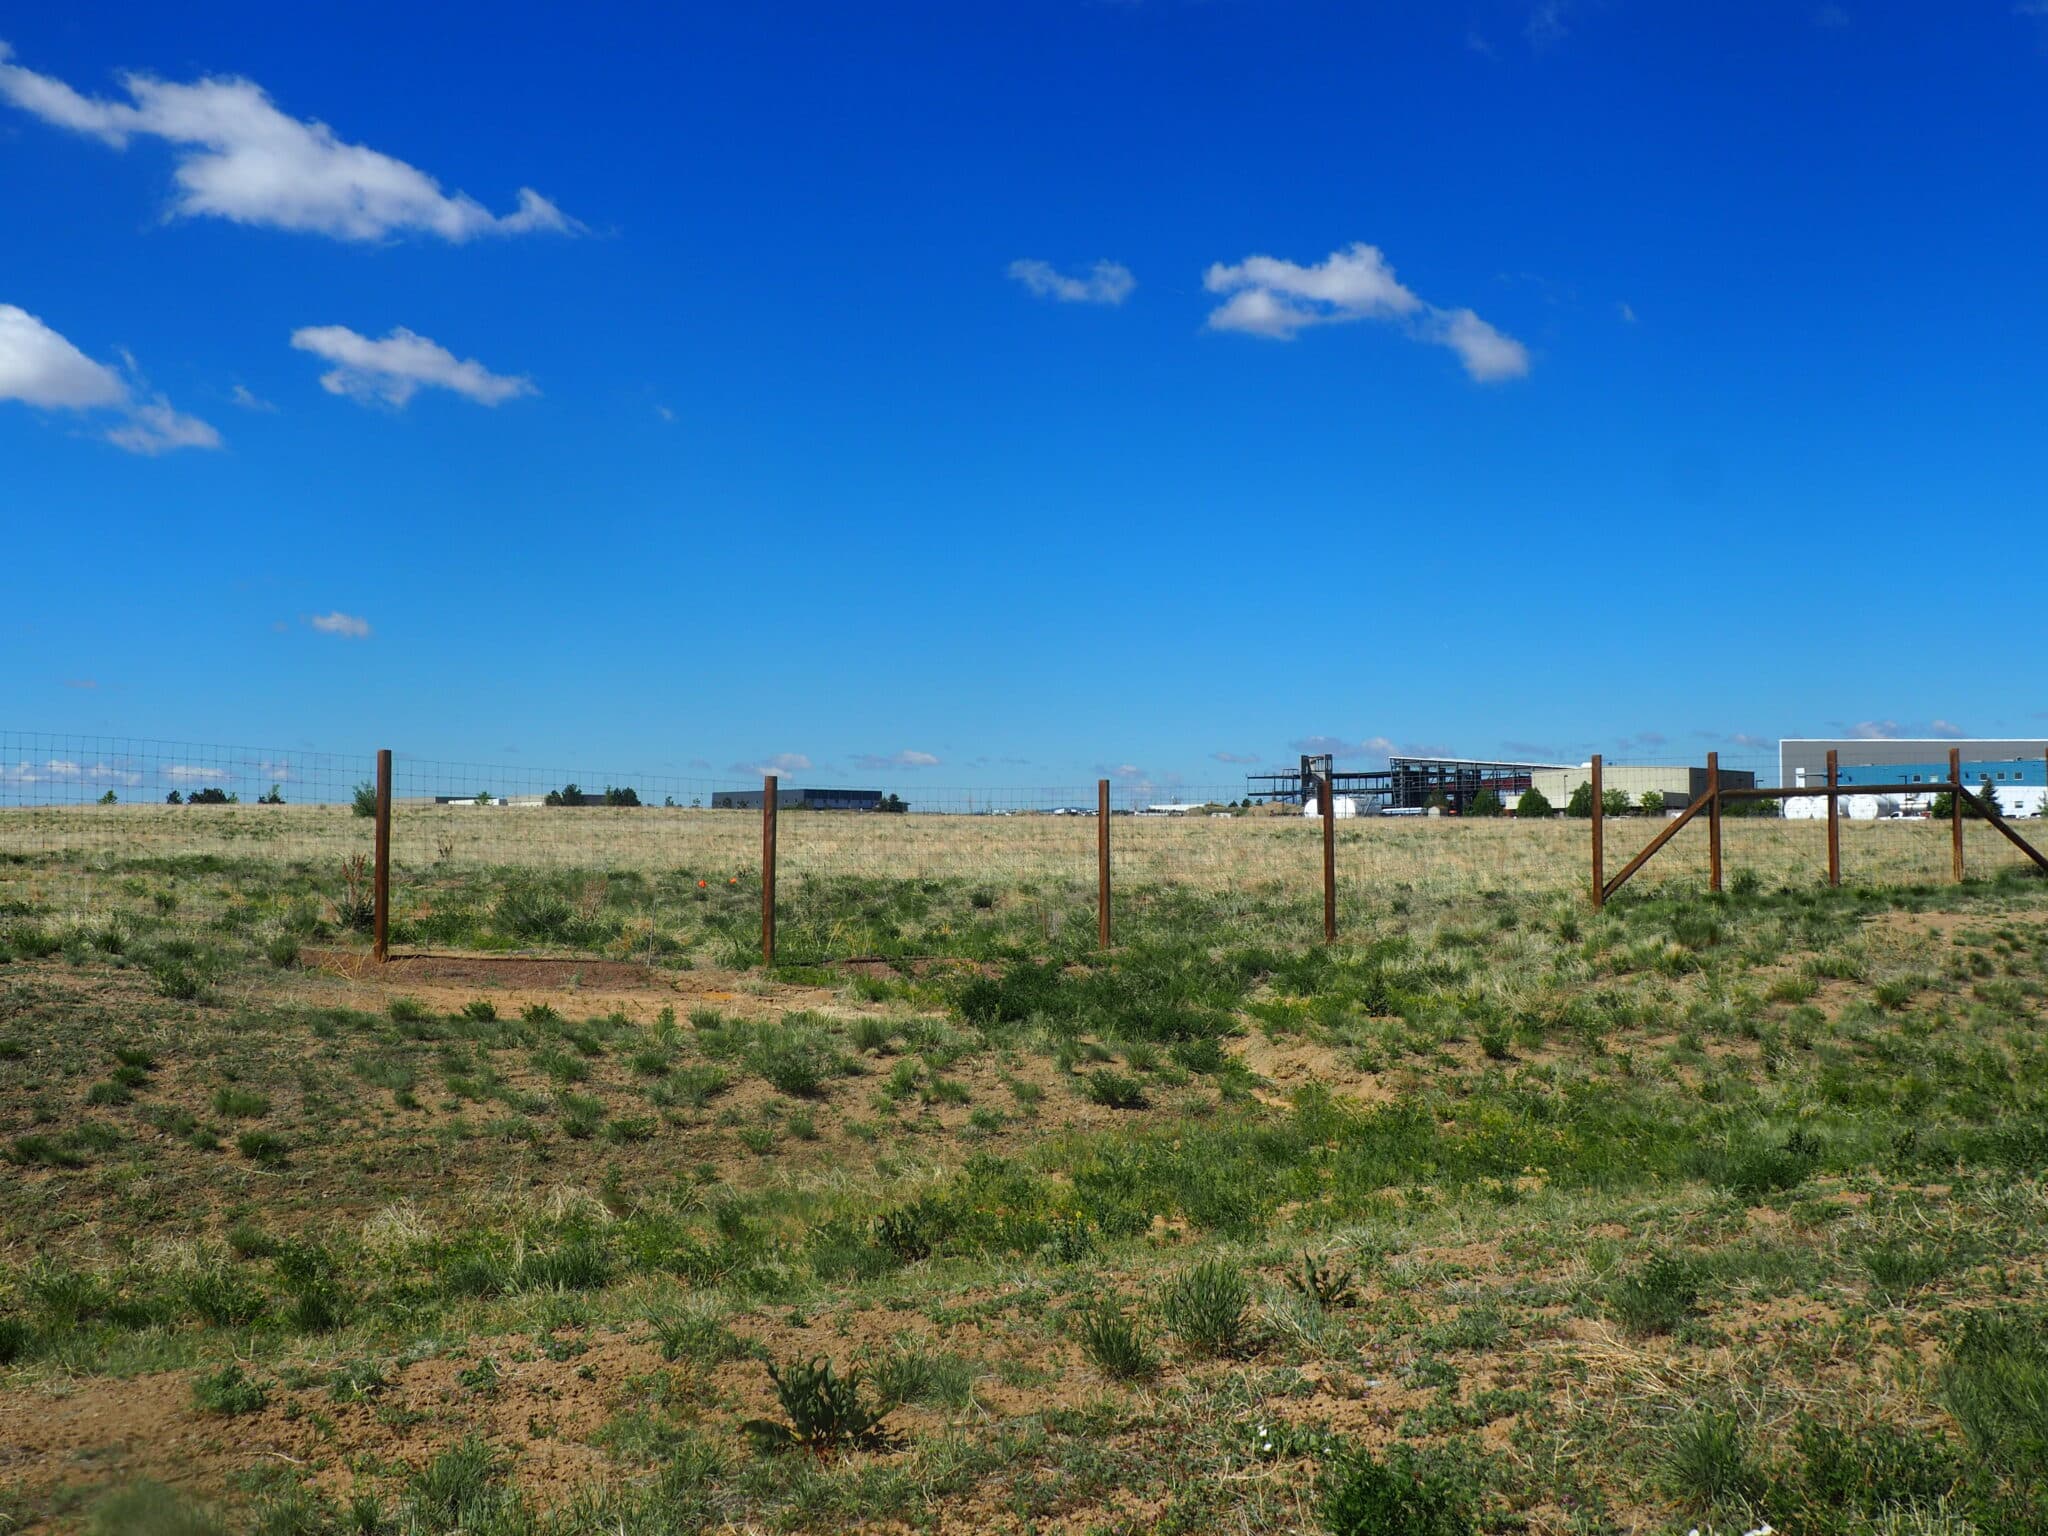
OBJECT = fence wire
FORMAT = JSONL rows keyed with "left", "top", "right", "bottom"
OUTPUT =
{"left": 5, "top": 732, "right": 2043, "bottom": 972}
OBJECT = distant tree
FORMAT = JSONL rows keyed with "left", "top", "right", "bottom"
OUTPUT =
{"left": 351, "top": 781, "right": 378, "bottom": 818}
{"left": 258, "top": 784, "right": 285, "bottom": 805}
{"left": 97, "top": 789, "right": 118, "bottom": 806}
{"left": 165, "top": 790, "right": 182, "bottom": 805}
{"left": 545, "top": 783, "right": 586, "bottom": 807}
{"left": 1639, "top": 790, "right": 1666, "bottom": 816}
{"left": 1566, "top": 781, "right": 1594, "bottom": 818}
{"left": 603, "top": 786, "right": 641, "bottom": 807}
{"left": 1931, "top": 784, "right": 1998, "bottom": 821}
{"left": 1468, "top": 787, "right": 1504, "bottom": 818}
{"left": 1601, "top": 788, "right": 1630, "bottom": 818}
{"left": 1516, "top": 786, "right": 1553, "bottom": 818}
{"left": 1425, "top": 789, "right": 1452, "bottom": 813}
{"left": 1724, "top": 796, "right": 1781, "bottom": 819}
{"left": 663, "top": 795, "right": 676, "bottom": 808}
{"left": 187, "top": 787, "right": 232, "bottom": 805}
{"left": 475, "top": 790, "right": 494, "bottom": 806}
{"left": 878, "top": 793, "right": 908, "bottom": 814}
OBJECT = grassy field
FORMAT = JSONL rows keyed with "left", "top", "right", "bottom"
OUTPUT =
{"left": 3, "top": 812, "right": 2048, "bottom": 1535}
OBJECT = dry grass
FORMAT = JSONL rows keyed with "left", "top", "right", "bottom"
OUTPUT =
{"left": 2, "top": 802, "right": 2039, "bottom": 901}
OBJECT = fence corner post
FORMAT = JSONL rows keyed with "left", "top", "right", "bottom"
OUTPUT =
{"left": 1590, "top": 754, "right": 1605, "bottom": 910}
{"left": 1097, "top": 778, "right": 1112, "bottom": 950}
{"left": 1707, "top": 751, "right": 1723, "bottom": 893}
{"left": 373, "top": 748, "right": 392, "bottom": 963}
{"left": 1321, "top": 768, "right": 1337, "bottom": 943}
{"left": 1950, "top": 747, "right": 1964, "bottom": 884}
{"left": 761, "top": 774, "right": 778, "bottom": 967}
{"left": 1826, "top": 748, "right": 1841, "bottom": 888}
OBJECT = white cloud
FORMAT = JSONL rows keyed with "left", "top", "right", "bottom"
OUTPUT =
{"left": 0, "top": 302, "right": 126, "bottom": 407}
{"left": 61, "top": 678, "right": 99, "bottom": 690}
{"left": 0, "top": 301, "right": 220, "bottom": 453}
{"left": 654, "top": 404, "right": 675, "bottom": 422}
{"left": 0, "top": 758, "right": 141, "bottom": 786}
{"left": 105, "top": 397, "right": 222, "bottom": 455}
{"left": 164, "top": 763, "right": 219, "bottom": 783}
{"left": 1007, "top": 259, "right": 1136, "bottom": 306}
{"left": 731, "top": 753, "right": 812, "bottom": 778}
{"left": 1212, "top": 751, "right": 1261, "bottom": 765}
{"left": 1617, "top": 300, "right": 1638, "bottom": 323}
{"left": 290, "top": 325, "right": 534, "bottom": 407}
{"left": 1203, "top": 242, "right": 1530, "bottom": 382}
{"left": 0, "top": 41, "right": 577, "bottom": 242}
{"left": 852, "top": 750, "right": 941, "bottom": 770}
{"left": 307, "top": 611, "right": 371, "bottom": 639}
{"left": 230, "top": 383, "right": 276, "bottom": 412}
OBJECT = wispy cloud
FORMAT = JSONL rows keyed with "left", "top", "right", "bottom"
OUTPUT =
{"left": 105, "top": 397, "right": 222, "bottom": 455}
{"left": 1212, "top": 751, "right": 1261, "bottom": 765}
{"left": 1843, "top": 719, "right": 1966, "bottom": 740}
{"left": 61, "top": 678, "right": 99, "bottom": 690}
{"left": 851, "top": 750, "right": 941, "bottom": 770}
{"left": 1291, "top": 735, "right": 1399, "bottom": 761}
{"left": 731, "top": 752, "right": 812, "bottom": 778}
{"left": 230, "top": 383, "right": 276, "bottom": 412}
{"left": 307, "top": 611, "right": 371, "bottom": 639}
{"left": 1203, "top": 243, "right": 1529, "bottom": 381}
{"left": 163, "top": 763, "right": 219, "bottom": 783}
{"left": 290, "top": 325, "right": 534, "bottom": 407}
{"left": 0, "top": 302, "right": 220, "bottom": 453}
{"left": 0, "top": 41, "right": 578, "bottom": 243}
{"left": 1007, "top": 259, "right": 1135, "bottom": 306}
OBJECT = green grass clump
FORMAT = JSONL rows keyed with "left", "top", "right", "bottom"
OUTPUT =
{"left": 1075, "top": 1301, "right": 1156, "bottom": 1381}
{"left": 211, "top": 1086, "right": 270, "bottom": 1118}
{"left": 1320, "top": 1446, "right": 1478, "bottom": 1536}
{"left": 191, "top": 1363, "right": 268, "bottom": 1416}
{"left": 1158, "top": 1259, "right": 1255, "bottom": 1357}
{"left": 1608, "top": 1253, "right": 1699, "bottom": 1336}
{"left": 746, "top": 1357, "right": 891, "bottom": 1452}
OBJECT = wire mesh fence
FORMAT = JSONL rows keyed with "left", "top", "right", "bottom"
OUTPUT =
{"left": 5, "top": 731, "right": 2043, "bottom": 974}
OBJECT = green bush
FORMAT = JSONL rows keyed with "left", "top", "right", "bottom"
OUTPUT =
{"left": 1515, "top": 786, "right": 1553, "bottom": 818}
{"left": 1466, "top": 788, "right": 1503, "bottom": 818}
{"left": 350, "top": 781, "right": 377, "bottom": 818}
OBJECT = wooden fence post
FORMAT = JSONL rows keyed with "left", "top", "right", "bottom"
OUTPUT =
{"left": 1097, "top": 778, "right": 1111, "bottom": 950}
{"left": 1590, "top": 755, "right": 1605, "bottom": 910}
{"left": 1320, "top": 769, "right": 1337, "bottom": 942}
{"left": 1950, "top": 746, "right": 1964, "bottom": 884}
{"left": 1707, "top": 751, "right": 1723, "bottom": 893}
{"left": 761, "top": 774, "right": 778, "bottom": 966}
{"left": 1826, "top": 749, "right": 1841, "bottom": 888}
{"left": 373, "top": 748, "right": 392, "bottom": 963}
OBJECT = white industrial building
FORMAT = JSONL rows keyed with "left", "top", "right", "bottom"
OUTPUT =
{"left": 1779, "top": 738, "right": 2048, "bottom": 819}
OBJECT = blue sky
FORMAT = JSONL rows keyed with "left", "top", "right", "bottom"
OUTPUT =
{"left": 3, "top": 2, "right": 2045, "bottom": 796}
